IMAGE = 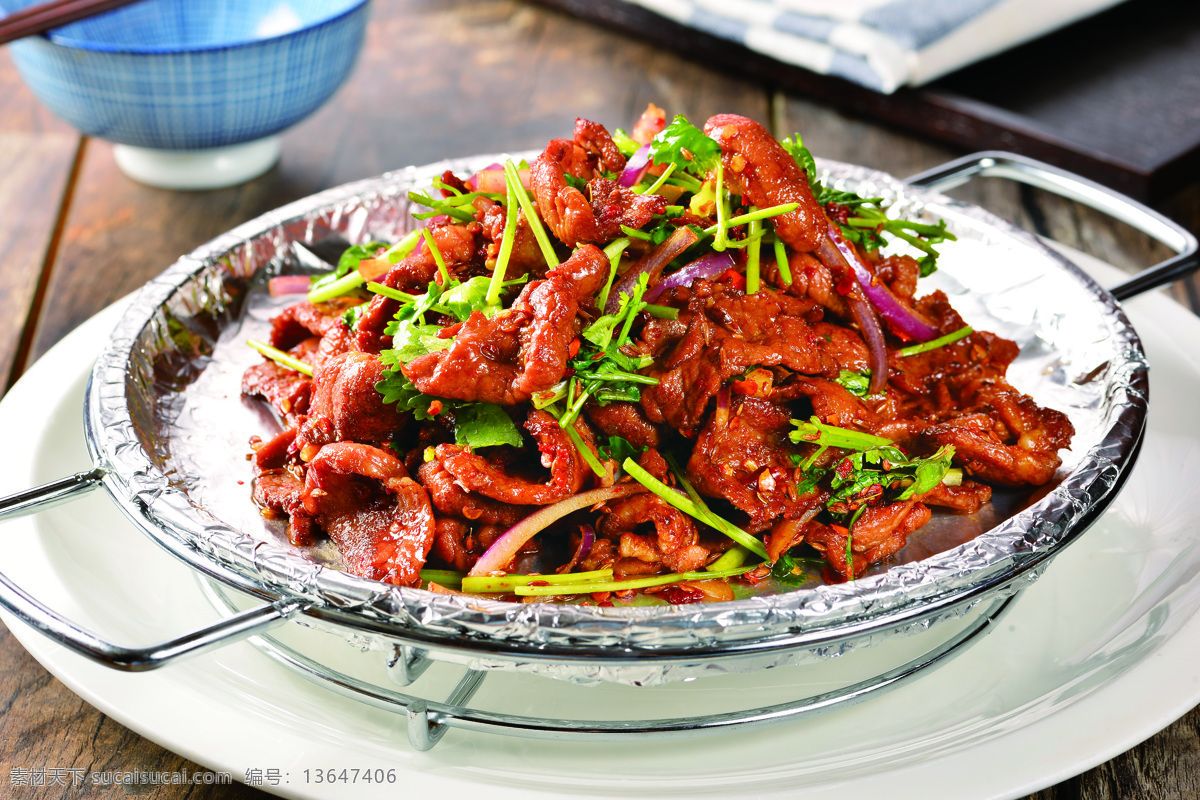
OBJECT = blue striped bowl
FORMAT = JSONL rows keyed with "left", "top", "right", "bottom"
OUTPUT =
{"left": 0, "top": 0, "right": 369, "bottom": 151}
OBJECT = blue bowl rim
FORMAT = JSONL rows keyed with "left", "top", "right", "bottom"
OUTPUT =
{"left": 5, "top": 0, "right": 370, "bottom": 55}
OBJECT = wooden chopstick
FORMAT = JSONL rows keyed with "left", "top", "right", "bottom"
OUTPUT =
{"left": 0, "top": 0, "right": 143, "bottom": 47}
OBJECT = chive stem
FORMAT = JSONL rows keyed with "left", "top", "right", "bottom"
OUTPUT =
{"left": 597, "top": 238, "right": 629, "bottom": 313}
{"left": 420, "top": 569, "right": 464, "bottom": 589}
{"left": 247, "top": 339, "right": 313, "bottom": 377}
{"left": 708, "top": 546, "right": 749, "bottom": 572}
{"left": 420, "top": 228, "right": 451, "bottom": 287}
{"left": 773, "top": 230, "right": 792, "bottom": 286}
{"left": 643, "top": 303, "right": 679, "bottom": 320}
{"left": 384, "top": 230, "right": 422, "bottom": 263}
{"left": 642, "top": 162, "right": 677, "bottom": 196}
{"left": 462, "top": 568, "right": 614, "bottom": 593}
{"left": 307, "top": 271, "right": 365, "bottom": 304}
{"left": 789, "top": 417, "right": 894, "bottom": 450}
{"left": 745, "top": 209, "right": 762, "bottom": 294}
{"left": 365, "top": 282, "right": 455, "bottom": 317}
{"left": 512, "top": 566, "right": 753, "bottom": 596}
{"left": 486, "top": 168, "right": 521, "bottom": 308}
{"left": 895, "top": 326, "right": 973, "bottom": 357}
{"left": 552, "top": 405, "right": 607, "bottom": 480}
{"left": 703, "top": 203, "right": 800, "bottom": 236}
{"left": 505, "top": 160, "right": 560, "bottom": 268}
{"left": 623, "top": 458, "right": 769, "bottom": 559}
{"left": 713, "top": 161, "right": 728, "bottom": 252}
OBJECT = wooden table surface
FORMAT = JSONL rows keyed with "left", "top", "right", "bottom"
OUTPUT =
{"left": 2, "top": 1, "right": 1199, "bottom": 797}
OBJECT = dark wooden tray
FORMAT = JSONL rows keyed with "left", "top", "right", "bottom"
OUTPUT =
{"left": 530, "top": 0, "right": 1200, "bottom": 202}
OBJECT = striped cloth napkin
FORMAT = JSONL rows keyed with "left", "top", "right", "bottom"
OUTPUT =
{"left": 617, "top": 0, "right": 1127, "bottom": 93}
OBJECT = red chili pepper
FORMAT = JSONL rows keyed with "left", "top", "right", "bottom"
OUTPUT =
{"left": 722, "top": 268, "right": 746, "bottom": 291}
{"left": 568, "top": 338, "right": 581, "bottom": 358}
{"left": 427, "top": 400, "right": 444, "bottom": 416}
{"left": 730, "top": 379, "right": 758, "bottom": 396}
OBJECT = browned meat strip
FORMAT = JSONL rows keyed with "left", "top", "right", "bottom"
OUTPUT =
{"left": 574, "top": 117, "right": 625, "bottom": 174}
{"left": 703, "top": 114, "right": 824, "bottom": 252}
{"left": 417, "top": 459, "right": 527, "bottom": 526}
{"left": 297, "top": 443, "right": 435, "bottom": 586}
{"left": 430, "top": 517, "right": 474, "bottom": 573}
{"left": 806, "top": 500, "right": 930, "bottom": 582}
{"left": 887, "top": 290, "right": 1019, "bottom": 405}
{"left": 600, "top": 493, "right": 707, "bottom": 573}
{"left": 531, "top": 126, "right": 665, "bottom": 247}
{"left": 641, "top": 280, "right": 857, "bottom": 433}
{"left": 915, "top": 480, "right": 991, "bottom": 513}
{"left": 403, "top": 245, "right": 608, "bottom": 404}
{"left": 252, "top": 428, "right": 297, "bottom": 471}
{"left": 252, "top": 469, "right": 312, "bottom": 544}
{"left": 297, "top": 352, "right": 406, "bottom": 451}
{"left": 585, "top": 401, "right": 663, "bottom": 449}
{"left": 688, "top": 395, "right": 826, "bottom": 532}
{"left": 923, "top": 384, "right": 1074, "bottom": 487}
{"left": 434, "top": 410, "right": 598, "bottom": 504}
{"left": 269, "top": 298, "right": 361, "bottom": 351}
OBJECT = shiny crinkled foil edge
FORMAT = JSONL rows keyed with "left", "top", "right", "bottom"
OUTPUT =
{"left": 85, "top": 156, "right": 1148, "bottom": 668}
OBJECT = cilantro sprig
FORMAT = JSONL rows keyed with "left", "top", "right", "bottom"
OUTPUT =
{"left": 547, "top": 273, "right": 660, "bottom": 429}
{"left": 647, "top": 115, "right": 720, "bottom": 191}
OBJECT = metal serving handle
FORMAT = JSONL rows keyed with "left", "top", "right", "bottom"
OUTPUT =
{"left": 0, "top": 468, "right": 306, "bottom": 671}
{"left": 906, "top": 151, "right": 1200, "bottom": 300}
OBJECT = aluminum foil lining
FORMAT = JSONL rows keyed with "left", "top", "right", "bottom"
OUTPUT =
{"left": 84, "top": 154, "right": 1147, "bottom": 676}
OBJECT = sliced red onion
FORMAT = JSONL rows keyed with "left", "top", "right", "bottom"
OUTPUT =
{"left": 575, "top": 524, "right": 596, "bottom": 562}
{"left": 822, "top": 224, "right": 939, "bottom": 343}
{"left": 471, "top": 166, "right": 529, "bottom": 195}
{"left": 468, "top": 485, "right": 645, "bottom": 577}
{"left": 465, "top": 163, "right": 503, "bottom": 191}
{"left": 643, "top": 251, "right": 735, "bottom": 303}
{"left": 815, "top": 229, "right": 890, "bottom": 395}
{"left": 620, "top": 143, "right": 653, "bottom": 188}
{"left": 268, "top": 275, "right": 313, "bottom": 296}
{"left": 606, "top": 226, "right": 700, "bottom": 314}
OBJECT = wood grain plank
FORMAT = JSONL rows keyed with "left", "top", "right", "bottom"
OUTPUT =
{"left": 0, "top": 47, "right": 80, "bottom": 392}
{"left": 0, "top": 134, "right": 77, "bottom": 391}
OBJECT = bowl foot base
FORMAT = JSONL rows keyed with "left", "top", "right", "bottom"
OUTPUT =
{"left": 113, "top": 137, "right": 282, "bottom": 190}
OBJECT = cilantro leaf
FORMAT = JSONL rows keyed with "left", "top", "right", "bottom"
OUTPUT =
{"left": 454, "top": 403, "right": 523, "bottom": 449}
{"left": 648, "top": 115, "right": 721, "bottom": 177}
{"left": 780, "top": 135, "right": 818, "bottom": 190}
{"left": 342, "top": 303, "right": 367, "bottom": 331}
{"left": 835, "top": 369, "right": 871, "bottom": 397}
{"left": 826, "top": 445, "right": 957, "bottom": 512}
{"left": 769, "top": 551, "right": 810, "bottom": 586}
{"left": 439, "top": 274, "right": 526, "bottom": 321}
{"left": 599, "top": 434, "right": 644, "bottom": 464}
{"left": 336, "top": 242, "right": 387, "bottom": 277}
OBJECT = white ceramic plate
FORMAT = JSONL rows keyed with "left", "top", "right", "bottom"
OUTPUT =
{"left": 2, "top": 250, "right": 1200, "bottom": 800}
